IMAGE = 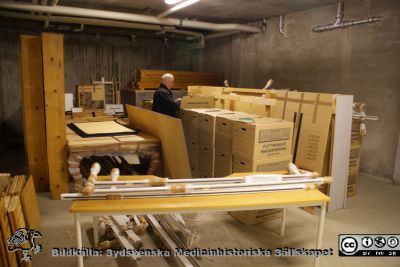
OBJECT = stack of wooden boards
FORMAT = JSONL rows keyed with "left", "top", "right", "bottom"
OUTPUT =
{"left": 347, "top": 119, "right": 363, "bottom": 197}
{"left": 134, "top": 70, "right": 221, "bottom": 90}
{"left": 20, "top": 33, "right": 67, "bottom": 199}
{"left": 179, "top": 109, "right": 293, "bottom": 225}
{"left": 0, "top": 174, "right": 41, "bottom": 267}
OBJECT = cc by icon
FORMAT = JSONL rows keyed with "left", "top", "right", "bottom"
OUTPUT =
{"left": 341, "top": 237, "right": 358, "bottom": 255}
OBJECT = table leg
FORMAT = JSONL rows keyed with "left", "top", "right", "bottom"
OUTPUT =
{"left": 93, "top": 216, "right": 99, "bottom": 247}
{"left": 313, "top": 202, "right": 327, "bottom": 267}
{"left": 280, "top": 208, "right": 287, "bottom": 237}
{"left": 75, "top": 213, "right": 84, "bottom": 267}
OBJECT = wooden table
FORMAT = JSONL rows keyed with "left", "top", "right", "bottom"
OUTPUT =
{"left": 70, "top": 187, "right": 329, "bottom": 267}
{"left": 66, "top": 127, "right": 161, "bottom": 191}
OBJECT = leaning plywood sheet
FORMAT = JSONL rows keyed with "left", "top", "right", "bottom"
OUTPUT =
{"left": 21, "top": 176, "right": 41, "bottom": 230}
{"left": 42, "top": 32, "right": 68, "bottom": 199}
{"left": 7, "top": 196, "right": 30, "bottom": 267}
{"left": 0, "top": 229, "right": 8, "bottom": 266}
{"left": 0, "top": 197, "right": 18, "bottom": 267}
{"left": 126, "top": 105, "right": 191, "bottom": 178}
{"left": 20, "top": 35, "right": 49, "bottom": 192}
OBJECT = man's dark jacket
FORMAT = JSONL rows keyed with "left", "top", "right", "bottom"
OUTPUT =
{"left": 152, "top": 83, "right": 180, "bottom": 117}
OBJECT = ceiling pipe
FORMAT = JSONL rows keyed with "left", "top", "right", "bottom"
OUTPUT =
{"left": 278, "top": 15, "right": 286, "bottom": 36}
{"left": 0, "top": 1, "right": 261, "bottom": 33}
{"left": 204, "top": 30, "right": 239, "bottom": 40}
{"left": 0, "top": 10, "right": 205, "bottom": 46}
{"left": 312, "top": 2, "right": 383, "bottom": 33}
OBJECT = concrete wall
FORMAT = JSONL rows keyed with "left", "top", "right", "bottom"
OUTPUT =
{"left": 0, "top": 29, "right": 201, "bottom": 140}
{"left": 202, "top": 0, "right": 400, "bottom": 179}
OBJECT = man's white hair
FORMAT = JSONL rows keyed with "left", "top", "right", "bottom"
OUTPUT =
{"left": 161, "top": 73, "right": 174, "bottom": 81}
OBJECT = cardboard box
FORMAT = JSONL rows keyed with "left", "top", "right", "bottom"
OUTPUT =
{"left": 214, "top": 146, "right": 233, "bottom": 177}
{"left": 349, "top": 157, "right": 361, "bottom": 174}
{"left": 199, "top": 109, "right": 232, "bottom": 147}
{"left": 215, "top": 112, "right": 260, "bottom": 152}
{"left": 198, "top": 142, "right": 215, "bottom": 177}
{"left": 186, "top": 135, "right": 199, "bottom": 168}
{"left": 270, "top": 91, "right": 335, "bottom": 174}
{"left": 349, "top": 143, "right": 361, "bottom": 160}
{"left": 190, "top": 166, "right": 199, "bottom": 178}
{"left": 181, "top": 96, "right": 215, "bottom": 109}
{"left": 180, "top": 109, "right": 202, "bottom": 140}
{"left": 233, "top": 154, "right": 292, "bottom": 173}
{"left": 347, "top": 172, "right": 358, "bottom": 185}
{"left": 230, "top": 209, "right": 283, "bottom": 226}
{"left": 347, "top": 183, "right": 357, "bottom": 198}
{"left": 232, "top": 117, "right": 293, "bottom": 160}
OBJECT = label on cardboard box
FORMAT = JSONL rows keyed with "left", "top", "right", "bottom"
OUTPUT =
{"left": 259, "top": 128, "right": 291, "bottom": 143}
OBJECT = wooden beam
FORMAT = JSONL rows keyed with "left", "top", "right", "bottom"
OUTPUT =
{"left": 20, "top": 35, "right": 49, "bottom": 192}
{"left": 42, "top": 32, "right": 68, "bottom": 199}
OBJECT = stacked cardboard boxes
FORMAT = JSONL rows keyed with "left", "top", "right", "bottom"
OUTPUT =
{"left": 232, "top": 117, "right": 293, "bottom": 173}
{"left": 214, "top": 112, "right": 255, "bottom": 177}
{"left": 181, "top": 108, "right": 232, "bottom": 177}
{"left": 229, "top": 117, "right": 294, "bottom": 225}
{"left": 347, "top": 119, "right": 363, "bottom": 197}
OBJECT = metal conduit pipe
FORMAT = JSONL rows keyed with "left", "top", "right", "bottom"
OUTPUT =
{"left": 0, "top": 10, "right": 205, "bottom": 45}
{"left": 278, "top": 15, "right": 285, "bottom": 35}
{"left": 312, "top": 2, "right": 383, "bottom": 33}
{"left": 0, "top": 1, "right": 261, "bottom": 33}
{"left": 204, "top": 30, "right": 239, "bottom": 40}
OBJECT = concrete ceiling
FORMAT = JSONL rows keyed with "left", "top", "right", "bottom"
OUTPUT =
{"left": 19, "top": 0, "right": 340, "bottom": 22}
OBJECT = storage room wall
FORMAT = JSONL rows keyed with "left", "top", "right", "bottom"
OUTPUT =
{"left": 0, "top": 28, "right": 201, "bottom": 141}
{"left": 202, "top": 0, "right": 400, "bottom": 179}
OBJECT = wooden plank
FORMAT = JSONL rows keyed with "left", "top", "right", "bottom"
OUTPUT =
{"left": 329, "top": 95, "right": 353, "bottom": 211}
{"left": 20, "top": 35, "right": 49, "bottom": 193}
{"left": 20, "top": 176, "right": 41, "bottom": 230}
{"left": 42, "top": 33, "right": 68, "bottom": 199}
{"left": 126, "top": 105, "right": 191, "bottom": 179}
{"left": 70, "top": 189, "right": 330, "bottom": 214}
{"left": 7, "top": 196, "right": 29, "bottom": 267}
{"left": 0, "top": 228, "right": 8, "bottom": 267}
{"left": 0, "top": 197, "right": 18, "bottom": 267}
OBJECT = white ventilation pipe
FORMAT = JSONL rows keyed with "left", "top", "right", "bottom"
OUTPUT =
{"left": 278, "top": 15, "right": 285, "bottom": 35}
{"left": 204, "top": 30, "right": 239, "bottom": 40}
{"left": 0, "top": 10, "right": 205, "bottom": 45}
{"left": 0, "top": 1, "right": 261, "bottom": 33}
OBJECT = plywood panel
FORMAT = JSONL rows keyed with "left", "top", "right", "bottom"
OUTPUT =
{"left": 20, "top": 35, "right": 49, "bottom": 192}
{"left": 7, "top": 196, "right": 30, "bottom": 267}
{"left": 42, "top": 33, "right": 68, "bottom": 199}
{"left": 126, "top": 105, "right": 190, "bottom": 178}
{"left": 0, "top": 197, "right": 18, "bottom": 267}
{"left": 21, "top": 176, "right": 41, "bottom": 230}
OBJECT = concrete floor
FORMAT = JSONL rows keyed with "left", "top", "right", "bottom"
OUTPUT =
{"left": 30, "top": 172, "right": 400, "bottom": 267}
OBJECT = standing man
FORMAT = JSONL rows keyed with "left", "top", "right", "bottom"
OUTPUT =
{"left": 152, "top": 73, "right": 182, "bottom": 117}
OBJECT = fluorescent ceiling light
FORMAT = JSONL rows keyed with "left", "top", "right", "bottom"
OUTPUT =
{"left": 170, "top": 0, "right": 200, "bottom": 11}
{"left": 164, "top": 0, "right": 184, "bottom": 5}
{"left": 158, "top": 0, "right": 200, "bottom": 18}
